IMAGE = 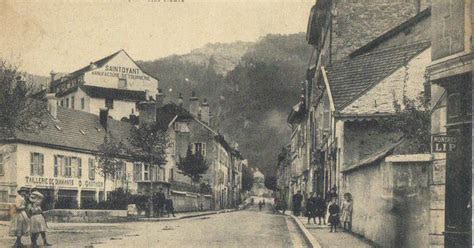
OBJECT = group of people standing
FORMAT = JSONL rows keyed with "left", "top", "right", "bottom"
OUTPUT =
{"left": 9, "top": 187, "right": 51, "bottom": 248}
{"left": 291, "top": 187, "right": 353, "bottom": 233}
{"left": 147, "top": 188, "right": 175, "bottom": 218}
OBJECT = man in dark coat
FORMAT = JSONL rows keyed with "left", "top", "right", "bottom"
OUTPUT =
{"left": 292, "top": 190, "right": 303, "bottom": 216}
{"left": 156, "top": 188, "right": 166, "bottom": 217}
{"left": 315, "top": 194, "right": 326, "bottom": 225}
{"left": 306, "top": 193, "right": 318, "bottom": 224}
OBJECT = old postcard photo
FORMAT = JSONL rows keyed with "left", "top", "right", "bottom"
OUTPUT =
{"left": 0, "top": 0, "right": 472, "bottom": 247}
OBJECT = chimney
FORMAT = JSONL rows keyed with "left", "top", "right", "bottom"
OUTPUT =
{"left": 46, "top": 93, "right": 58, "bottom": 119}
{"left": 137, "top": 101, "right": 156, "bottom": 126}
{"left": 50, "top": 70, "right": 57, "bottom": 82}
{"left": 189, "top": 91, "right": 199, "bottom": 117}
{"left": 200, "top": 98, "right": 210, "bottom": 125}
{"left": 177, "top": 93, "right": 183, "bottom": 107}
{"left": 99, "top": 108, "right": 109, "bottom": 130}
{"left": 145, "top": 90, "right": 151, "bottom": 101}
{"left": 156, "top": 88, "right": 164, "bottom": 109}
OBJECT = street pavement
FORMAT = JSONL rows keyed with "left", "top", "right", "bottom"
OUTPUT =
{"left": 0, "top": 205, "right": 309, "bottom": 247}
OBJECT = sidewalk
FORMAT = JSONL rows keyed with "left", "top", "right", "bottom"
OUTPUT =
{"left": 290, "top": 214, "right": 376, "bottom": 248}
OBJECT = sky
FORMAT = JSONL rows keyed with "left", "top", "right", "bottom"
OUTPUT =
{"left": 0, "top": 0, "right": 314, "bottom": 76}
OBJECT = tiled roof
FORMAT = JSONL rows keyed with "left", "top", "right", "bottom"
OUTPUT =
{"left": 326, "top": 41, "right": 430, "bottom": 110}
{"left": 3, "top": 102, "right": 133, "bottom": 154}
{"left": 155, "top": 103, "right": 193, "bottom": 130}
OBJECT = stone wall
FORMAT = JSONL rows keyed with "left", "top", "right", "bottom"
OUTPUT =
{"left": 331, "top": 0, "right": 429, "bottom": 61}
{"left": 342, "top": 156, "right": 430, "bottom": 247}
{"left": 431, "top": 0, "right": 466, "bottom": 60}
{"left": 170, "top": 191, "right": 212, "bottom": 212}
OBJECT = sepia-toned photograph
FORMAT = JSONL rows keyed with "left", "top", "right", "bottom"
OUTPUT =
{"left": 0, "top": 0, "right": 472, "bottom": 247}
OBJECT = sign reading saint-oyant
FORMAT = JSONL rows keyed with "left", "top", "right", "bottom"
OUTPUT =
{"left": 91, "top": 65, "right": 151, "bottom": 81}
{"left": 432, "top": 135, "right": 457, "bottom": 152}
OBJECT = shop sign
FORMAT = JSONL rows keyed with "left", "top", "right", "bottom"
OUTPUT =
{"left": 78, "top": 180, "right": 104, "bottom": 188}
{"left": 432, "top": 135, "right": 457, "bottom": 152}
{"left": 25, "top": 176, "right": 74, "bottom": 186}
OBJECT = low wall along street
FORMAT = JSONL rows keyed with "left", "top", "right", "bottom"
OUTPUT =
{"left": 342, "top": 154, "right": 431, "bottom": 248}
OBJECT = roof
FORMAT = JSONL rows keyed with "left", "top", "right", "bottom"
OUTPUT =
{"left": 287, "top": 102, "right": 305, "bottom": 124}
{"left": 340, "top": 139, "right": 403, "bottom": 174}
{"left": 326, "top": 41, "right": 430, "bottom": 110}
{"left": 214, "top": 134, "right": 232, "bottom": 153}
{"left": 2, "top": 101, "right": 133, "bottom": 155}
{"left": 155, "top": 103, "right": 194, "bottom": 130}
{"left": 51, "top": 50, "right": 121, "bottom": 88}
{"left": 350, "top": 8, "right": 431, "bottom": 58}
{"left": 56, "top": 85, "right": 146, "bottom": 102}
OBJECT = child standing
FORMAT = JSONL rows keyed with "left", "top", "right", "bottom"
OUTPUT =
{"left": 328, "top": 198, "right": 340, "bottom": 233}
{"left": 340, "top": 193, "right": 353, "bottom": 231}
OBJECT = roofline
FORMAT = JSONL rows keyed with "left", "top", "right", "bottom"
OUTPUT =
{"left": 321, "top": 66, "right": 335, "bottom": 112}
{"left": 121, "top": 50, "right": 160, "bottom": 82}
{"left": 349, "top": 7, "right": 431, "bottom": 58}
{"left": 192, "top": 117, "right": 219, "bottom": 136}
{"left": 336, "top": 42, "right": 431, "bottom": 111}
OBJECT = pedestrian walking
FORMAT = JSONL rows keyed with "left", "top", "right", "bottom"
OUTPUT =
{"left": 157, "top": 188, "right": 166, "bottom": 217}
{"left": 165, "top": 198, "right": 176, "bottom": 217}
{"left": 328, "top": 198, "right": 340, "bottom": 233}
{"left": 306, "top": 193, "right": 317, "bottom": 224}
{"left": 29, "top": 190, "right": 52, "bottom": 247}
{"left": 9, "top": 187, "right": 30, "bottom": 248}
{"left": 292, "top": 190, "right": 303, "bottom": 216}
{"left": 281, "top": 199, "right": 287, "bottom": 214}
{"left": 258, "top": 201, "right": 263, "bottom": 211}
{"left": 340, "top": 193, "right": 353, "bottom": 231}
{"left": 315, "top": 194, "right": 326, "bottom": 225}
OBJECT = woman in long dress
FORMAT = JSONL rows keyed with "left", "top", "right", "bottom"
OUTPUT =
{"left": 29, "top": 190, "right": 51, "bottom": 247}
{"left": 9, "top": 187, "right": 30, "bottom": 248}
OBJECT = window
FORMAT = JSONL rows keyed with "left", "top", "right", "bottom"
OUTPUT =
{"left": 115, "top": 162, "right": 126, "bottom": 181}
{"left": 0, "top": 190, "right": 7, "bottom": 202}
{"left": 105, "top": 99, "right": 114, "bottom": 109}
{"left": 72, "top": 157, "right": 82, "bottom": 178}
{"left": 88, "top": 158, "right": 95, "bottom": 180}
{"left": 30, "top": 153, "right": 44, "bottom": 176}
{"left": 66, "top": 98, "right": 69, "bottom": 108}
{"left": 64, "top": 157, "right": 72, "bottom": 178}
{"left": 170, "top": 168, "right": 174, "bottom": 181}
{"left": 81, "top": 98, "right": 85, "bottom": 110}
{"left": 71, "top": 96, "right": 75, "bottom": 109}
{"left": 118, "top": 78, "right": 127, "bottom": 89}
{"left": 133, "top": 163, "right": 142, "bottom": 181}
{"left": 60, "top": 100, "right": 64, "bottom": 107}
{"left": 193, "top": 143, "right": 206, "bottom": 157}
{"left": 54, "top": 155, "right": 63, "bottom": 177}
{"left": 143, "top": 164, "right": 149, "bottom": 181}
{"left": 0, "top": 154, "right": 4, "bottom": 176}
{"left": 170, "top": 142, "right": 175, "bottom": 156}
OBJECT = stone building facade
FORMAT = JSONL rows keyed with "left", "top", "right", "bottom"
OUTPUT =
{"left": 427, "top": 0, "right": 472, "bottom": 247}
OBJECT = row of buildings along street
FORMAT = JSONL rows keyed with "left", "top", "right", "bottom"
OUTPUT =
{"left": 0, "top": 49, "right": 251, "bottom": 218}
{"left": 275, "top": 0, "right": 472, "bottom": 247}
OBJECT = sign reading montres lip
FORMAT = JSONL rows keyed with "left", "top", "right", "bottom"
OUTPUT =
{"left": 432, "top": 135, "right": 457, "bottom": 152}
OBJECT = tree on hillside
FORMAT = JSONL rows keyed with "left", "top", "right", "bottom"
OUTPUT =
{"left": 178, "top": 145, "right": 209, "bottom": 184}
{"left": 264, "top": 176, "right": 277, "bottom": 192}
{"left": 242, "top": 165, "right": 254, "bottom": 192}
{"left": 96, "top": 134, "right": 126, "bottom": 200}
{"left": 128, "top": 122, "right": 169, "bottom": 179}
{"left": 0, "top": 60, "right": 48, "bottom": 137}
